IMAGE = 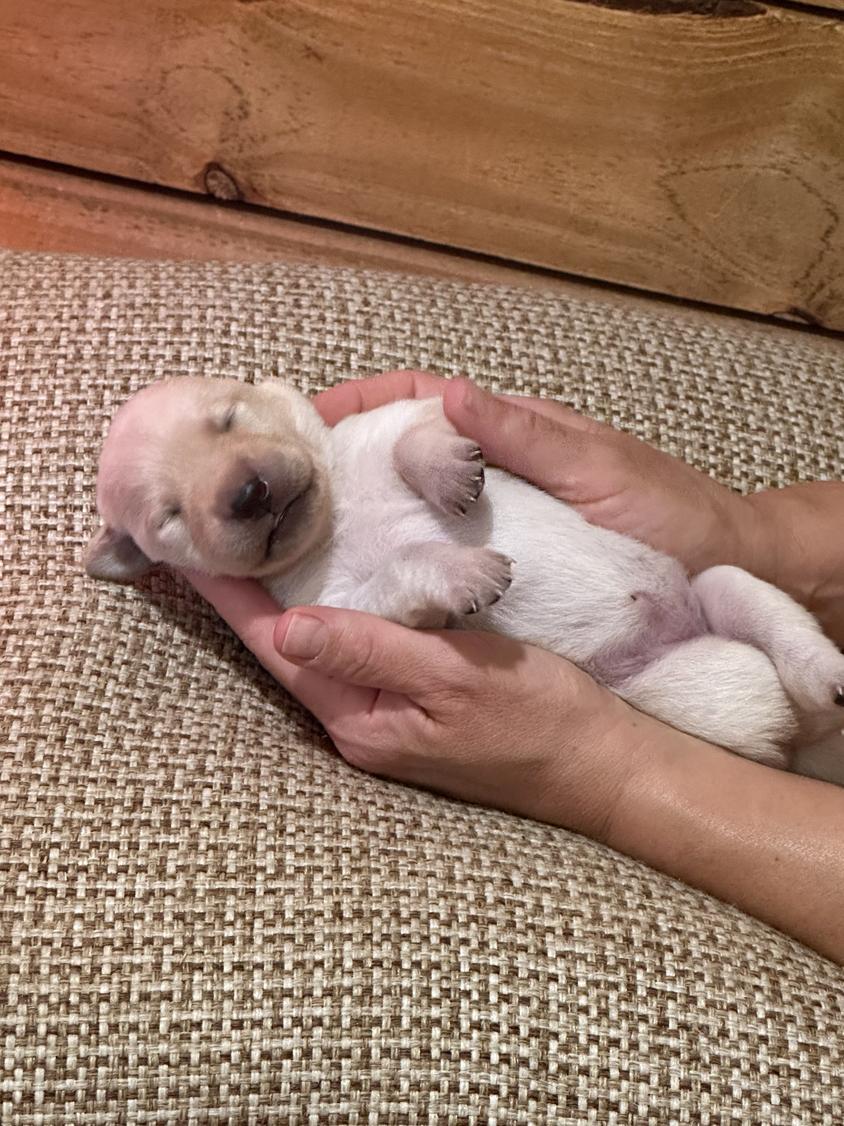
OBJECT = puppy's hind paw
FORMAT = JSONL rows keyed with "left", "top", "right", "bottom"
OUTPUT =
{"left": 781, "top": 644, "right": 844, "bottom": 716}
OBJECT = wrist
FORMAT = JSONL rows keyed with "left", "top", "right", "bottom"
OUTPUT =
{"left": 595, "top": 704, "right": 705, "bottom": 853}
{"left": 533, "top": 678, "right": 651, "bottom": 844}
{"left": 563, "top": 694, "right": 674, "bottom": 848}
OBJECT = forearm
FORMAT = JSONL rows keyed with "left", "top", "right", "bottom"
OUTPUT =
{"left": 742, "top": 482, "right": 844, "bottom": 645}
{"left": 597, "top": 711, "right": 844, "bottom": 963}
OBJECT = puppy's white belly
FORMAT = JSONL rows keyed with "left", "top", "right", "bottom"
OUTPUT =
{"left": 466, "top": 472, "right": 702, "bottom": 679}
{"left": 269, "top": 460, "right": 701, "bottom": 683}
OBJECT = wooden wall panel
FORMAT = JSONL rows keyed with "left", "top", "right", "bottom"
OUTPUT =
{"left": 789, "top": 0, "right": 844, "bottom": 10}
{"left": 1, "top": 1, "right": 843, "bottom": 327}
{"left": 0, "top": 155, "right": 608, "bottom": 293}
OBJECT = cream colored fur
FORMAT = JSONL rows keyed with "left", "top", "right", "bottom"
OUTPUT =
{"left": 86, "top": 378, "right": 844, "bottom": 784}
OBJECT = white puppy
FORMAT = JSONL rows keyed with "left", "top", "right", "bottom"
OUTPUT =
{"left": 86, "top": 377, "right": 844, "bottom": 782}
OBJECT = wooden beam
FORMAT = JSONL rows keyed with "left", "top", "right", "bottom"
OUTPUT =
{"left": 1, "top": 1, "right": 842, "bottom": 326}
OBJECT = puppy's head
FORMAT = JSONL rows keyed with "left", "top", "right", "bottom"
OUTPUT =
{"left": 85, "top": 377, "right": 332, "bottom": 582}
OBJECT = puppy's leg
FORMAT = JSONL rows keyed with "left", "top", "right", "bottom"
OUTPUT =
{"left": 344, "top": 541, "right": 512, "bottom": 628}
{"left": 394, "top": 414, "right": 486, "bottom": 516}
{"left": 692, "top": 566, "right": 844, "bottom": 717}
{"left": 614, "top": 635, "right": 796, "bottom": 768}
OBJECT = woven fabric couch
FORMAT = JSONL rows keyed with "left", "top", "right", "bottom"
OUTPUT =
{"left": 1, "top": 252, "right": 842, "bottom": 1123}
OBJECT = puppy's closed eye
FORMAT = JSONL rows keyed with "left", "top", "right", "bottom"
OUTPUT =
{"left": 220, "top": 405, "right": 238, "bottom": 433}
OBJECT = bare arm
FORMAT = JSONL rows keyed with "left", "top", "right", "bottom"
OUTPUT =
{"left": 606, "top": 714, "right": 844, "bottom": 962}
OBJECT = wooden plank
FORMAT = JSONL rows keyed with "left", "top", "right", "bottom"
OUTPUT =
{"left": 785, "top": 0, "right": 844, "bottom": 9}
{"left": 0, "top": 1, "right": 842, "bottom": 327}
{"left": 0, "top": 155, "right": 611, "bottom": 294}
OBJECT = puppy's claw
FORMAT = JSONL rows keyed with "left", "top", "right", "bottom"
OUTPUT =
{"left": 467, "top": 468, "right": 485, "bottom": 506}
{"left": 443, "top": 548, "right": 512, "bottom": 618}
{"left": 835, "top": 687, "right": 844, "bottom": 707}
{"left": 431, "top": 438, "right": 487, "bottom": 515}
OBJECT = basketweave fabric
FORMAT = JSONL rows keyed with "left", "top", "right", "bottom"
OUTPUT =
{"left": 1, "top": 251, "right": 842, "bottom": 1125}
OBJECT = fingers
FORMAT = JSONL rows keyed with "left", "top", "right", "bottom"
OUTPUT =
{"left": 185, "top": 571, "right": 284, "bottom": 663}
{"left": 313, "top": 369, "right": 445, "bottom": 426}
{"left": 274, "top": 606, "right": 457, "bottom": 699}
{"left": 498, "top": 392, "right": 608, "bottom": 434}
{"left": 274, "top": 606, "right": 471, "bottom": 745}
{"left": 184, "top": 571, "right": 384, "bottom": 729}
{"left": 183, "top": 574, "right": 456, "bottom": 734}
{"left": 443, "top": 378, "right": 603, "bottom": 498}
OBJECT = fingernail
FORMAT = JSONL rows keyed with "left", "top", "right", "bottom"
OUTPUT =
{"left": 278, "top": 613, "right": 327, "bottom": 661}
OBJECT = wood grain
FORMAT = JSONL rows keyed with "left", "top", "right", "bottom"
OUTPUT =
{"left": 1, "top": 1, "right": 843, "bottom": 327}
{"left": 0, "top": 155, "right": 613, "bottom": 295}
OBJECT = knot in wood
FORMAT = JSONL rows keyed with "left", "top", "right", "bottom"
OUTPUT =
{"left": 203, "top": 163, "right": 241, "bottom": 202}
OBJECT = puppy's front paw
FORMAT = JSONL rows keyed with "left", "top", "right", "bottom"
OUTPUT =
{"left": 444, "top": 548, "right": 513, "bottom": 616}
{"left": 430, "top": 437, "right": 486, "bottom": 517}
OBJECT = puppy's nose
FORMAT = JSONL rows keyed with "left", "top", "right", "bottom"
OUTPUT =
{"left": 230, "top": 476, "right": 271, "bottom": 520}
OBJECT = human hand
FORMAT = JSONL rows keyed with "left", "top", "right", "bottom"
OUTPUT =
{"left": 183, "top": 371, "right": 844, "bottom": 961}
{"left": 185, "top": 567, "right": 844, "bottom": 964}
{"left": 318, "top": 371, "right": 844, "bottom": 642}
{"left": 441, "top": 378, "right": 754, "bottom": 576}
{"left": 186, "top": 569, "right": 644, "bottom": 838}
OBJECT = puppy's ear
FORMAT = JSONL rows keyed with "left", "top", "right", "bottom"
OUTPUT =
{"left": 84, "top": 524, "right": 153, "bottom": 583}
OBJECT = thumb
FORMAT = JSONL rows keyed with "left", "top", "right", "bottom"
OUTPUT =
{"left": 274, "top": 606, "right": 457, "bottom": 698}
{"left": 443, "top": 378, "right": 604, "bottom": 500}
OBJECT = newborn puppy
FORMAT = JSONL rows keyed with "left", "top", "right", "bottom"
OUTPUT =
{"left": 86, "top": 377, "right": 844, "bottom": 781}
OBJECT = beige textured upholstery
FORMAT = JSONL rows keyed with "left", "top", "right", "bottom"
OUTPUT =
{"left": 2, "top": 252, "right": 842, "bottom": 1123}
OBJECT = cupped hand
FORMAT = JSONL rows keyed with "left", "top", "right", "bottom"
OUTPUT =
{"left": 186, "top": 570, "right": 643, "bottom": 839}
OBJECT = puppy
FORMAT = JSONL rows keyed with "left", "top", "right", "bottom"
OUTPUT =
{"left": 86, "top": 377, "right": 844, "bottom": 782}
